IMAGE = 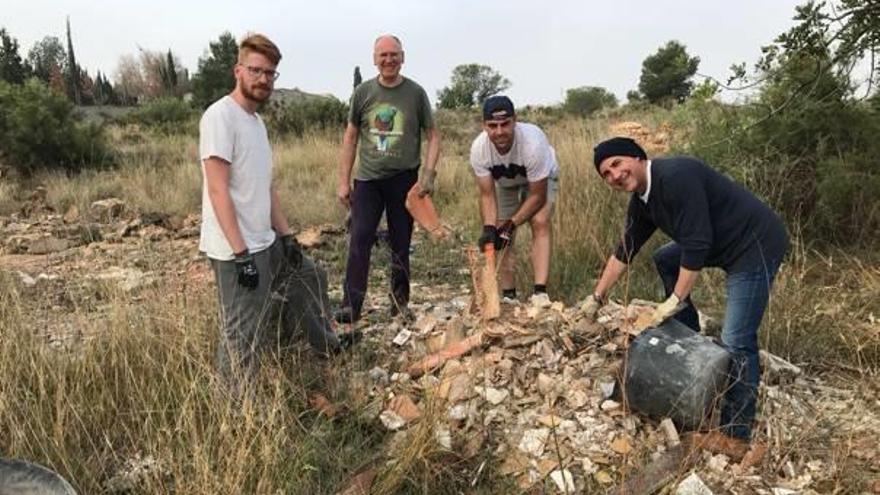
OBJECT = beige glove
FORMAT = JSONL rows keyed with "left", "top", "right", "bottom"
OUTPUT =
{"left": 579, "top": 294, "right": 603, "bottom": 320}
{"left": 645, "top": 294, "right": 681, "bottom": 329}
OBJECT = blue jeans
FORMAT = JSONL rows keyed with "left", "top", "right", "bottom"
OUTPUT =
{"left": 653, "top": 241, "right": 781, "bottom": 439}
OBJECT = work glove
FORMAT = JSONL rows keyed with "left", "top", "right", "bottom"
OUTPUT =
{"left": 579, "top": 293, "right": 604, "bottom": 320}
{"left": 234, "top": 249, "right": 259, "bottom": 290}
{"left": 478, "top": 225, "right": 499, "bottom": 252}
{"left": 279, "top": 233, "right": 303, "bottom": 270}
{"left": 645, "top": 294, "right": 682, "bottom": 329}
{"left": 497, "top": 219, "right": 516, "bottom": 250}
{"left": 418, "top": 168, "right": 437, "bottom": 197}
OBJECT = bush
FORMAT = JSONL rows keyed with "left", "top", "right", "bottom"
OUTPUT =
{"left": 261, "top": 97, "right": 348, "bottom": 137}
{"left": 679, "top": 51, "right": 880, "bottom": 244}
{"left": 0, "top": 79, "right": 109, "bottom": 175}
{"left": 126, "top": 97, "right": 197, "bottom": 134}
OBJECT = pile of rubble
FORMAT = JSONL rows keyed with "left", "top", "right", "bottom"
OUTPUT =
{"left": 339, "top": 280, "right": 880, "bottom": 494}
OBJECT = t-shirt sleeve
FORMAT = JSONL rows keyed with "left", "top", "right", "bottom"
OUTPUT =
{"left": 614, "top": 196, "right": 656, "bottom": 263}
{"left": 418, "top": 86, "right": 435, "bottom": 129}
{"left": 525, "top": 129, "right": 553, "bottom": 182}
{"left": 199, "top": 106, "right": 233, "bottom": 164}
{"left": 470, "top": 136, "right": 491, "bottom": 177}
{"left": 665, "top": 172, "right": 713, "bottom": 270}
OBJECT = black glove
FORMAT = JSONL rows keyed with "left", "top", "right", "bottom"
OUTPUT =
{"left": 497, "top": 219, "right": 516, "bottom": 250}
{"left": 280, "top": 234, "right": 303, "bottom": 270}
{"left": 233, "top": 249, "right": 259, "bottom": 290}
{"left": 478, "top": 225, "right": 499, "bottom": 252}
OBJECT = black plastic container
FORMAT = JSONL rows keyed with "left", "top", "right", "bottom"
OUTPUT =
{"left": 623, "top": 319, "right": 731, "bottom": 430}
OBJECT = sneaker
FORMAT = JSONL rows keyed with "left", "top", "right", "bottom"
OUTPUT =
{"left": 529, "top": 292, "right": 552, "bottom": 308}
{"left": 333, "top": 307, "right": 358, "bottom": 324}
{"left": 501, "top": 296, "right": 518, "bottom": 305}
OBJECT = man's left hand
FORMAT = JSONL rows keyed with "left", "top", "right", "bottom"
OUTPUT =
{"left": 418, "top": 168, "right": 437, "bottom": 197}
{"left": 280, "top": 234, "right": 303, "bottom": 270}
{"left": 645, "top": 294, "right": 682, "bottom": 329}
{"left": 497, "top": 219, "right": 516, "bottom": 249}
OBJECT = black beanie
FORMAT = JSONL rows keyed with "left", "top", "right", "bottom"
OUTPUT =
{"left": 593, "top": 137, "right": 647, "bottom": 172}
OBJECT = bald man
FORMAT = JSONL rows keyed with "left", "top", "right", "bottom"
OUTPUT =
{"left": 336, "top": 35, "right": 441, "bottom": 323}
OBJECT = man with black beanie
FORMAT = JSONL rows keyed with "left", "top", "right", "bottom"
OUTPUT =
{"left": 582, "top": 136, "right": 788, "bottom": 455}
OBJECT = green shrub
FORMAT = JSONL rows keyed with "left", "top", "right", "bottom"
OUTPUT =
{"left": 126, "top": 97, "right": 197, "bottom": 134}
{"left": 0, "top": 79, "right": 109, "bottom": 175}
{"left": 261, "top": 97, "right": 348, "bottom": 137}
{"left": 678, "top": 52, "right": 880, "bottom": 245}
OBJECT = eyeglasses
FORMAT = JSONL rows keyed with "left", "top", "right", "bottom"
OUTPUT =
{"left": 242, "top": 65, "right": 280, "bottom": 81}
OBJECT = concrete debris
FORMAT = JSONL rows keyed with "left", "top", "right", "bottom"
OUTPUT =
{"left": 392, "top": 329, "right": 412, "bottom": 346}
{"left": 550, "top": 468, "right": 575, "bottom": 493}
{"left": 675, "top": 472, "right": 714, "bottom": 495}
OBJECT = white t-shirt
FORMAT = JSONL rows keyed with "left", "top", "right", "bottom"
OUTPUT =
{"left": 469, "top": 122, "right": 560, "bottom": 188}
{"left": 198, "top": 95, "right": 276, "bottom": 260}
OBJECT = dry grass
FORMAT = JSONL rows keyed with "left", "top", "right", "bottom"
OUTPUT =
{"left": 1, "top": 109, "right": 878, "bottom": 493}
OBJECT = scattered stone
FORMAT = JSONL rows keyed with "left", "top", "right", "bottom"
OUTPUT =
{"left": 550, "top": 469, "right": 575, "bottom": 493}
{"left": 675, "top": 472, "right": 714, "bottom": 495}
{"left": 518, "top": 428, "right": 549, "bottom": 457}
{"left": 610, "top": 435, "right": 632, "bottom": 455}
{"left": 476, "top": 386, "right": 509, "bottom": 405}
{"left": 600, "top": 400, "right": 621, "bottom": 411}
{"left": 90, "top": 198, "right": 125, "bottom": 221}
{"left": 27, "top": 236, "right": 70, "bottom": 254}
{"left": 594, "top": 470, "right": 614, "bottom": 485}
{"left": 379, "top": 410, "right": 406, "bottom": 430}
{"left": 387, "top": 394, "right": 421, "bottom": 423}
{"left": 392, "top": 329, "right": 412, "bottom": 346}
{"left": 660, "top": 418, "right": 680, "bottom": 446}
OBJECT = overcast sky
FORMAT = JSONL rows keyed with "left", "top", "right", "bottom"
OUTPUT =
{"left": 5, "top": 0, "right": 805, "bottom": 105}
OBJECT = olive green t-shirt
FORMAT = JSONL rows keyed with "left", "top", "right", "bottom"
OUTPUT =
{"left": 348, "top": 77, "right": 435, "bottom": 181}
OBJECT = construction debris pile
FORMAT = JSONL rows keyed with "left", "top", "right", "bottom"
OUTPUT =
{"left": 341, "top": 272, "right": 880, "bottom": 494}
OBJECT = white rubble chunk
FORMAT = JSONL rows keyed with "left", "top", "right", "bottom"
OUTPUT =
{"left": 550, "top": 469, "right": 575, "bottom": 493}
{"left": 675, "top": 472, "right": 714, "bottom": 495}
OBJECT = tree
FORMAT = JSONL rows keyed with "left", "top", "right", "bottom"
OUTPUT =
{"left": 0, "top": 28, "right": 29, "bottom": 85}
{"left": 27, "top": 36, "right": 66, "bottom": 84}
{"left": 114, "top": 54, "right": 145, "bottom": 104}
{"left": 353, "top": 66, "right": 362, "bottom": 89}
{"left": 563, "top": 86, "right": 618, "bottom": 116}
{"left": 638, "top": 40, "right": 700, "bottom": 104}
{"left": 437, "top": 63, "right": 511, "bottom": 109}
{"left": 65, "top": 17, "right": 81, "bottom": 104}
{"left": 191, "top": 32, "right": 238, "bottom": 108}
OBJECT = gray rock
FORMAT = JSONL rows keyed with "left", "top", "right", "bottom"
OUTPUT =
{"left": 27, "top": 237, "right": 70, "bottom": 255}
{"left": 0, "top": 457, "right": 78, "bottom": 495}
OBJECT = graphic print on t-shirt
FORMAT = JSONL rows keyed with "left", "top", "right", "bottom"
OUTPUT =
{"left": 490, "top": 163, "right": 527, "bottom": 180}
{"left": 368, "top": 104, "right": 404, "bottom": 153}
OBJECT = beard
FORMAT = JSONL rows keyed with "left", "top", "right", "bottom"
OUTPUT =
{"left": 241, "top": 83, "right": 272, "bottom": 104}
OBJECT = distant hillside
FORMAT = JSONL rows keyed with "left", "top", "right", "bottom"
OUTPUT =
{"left": 270, "top": 88, "right": 341, "bottom": 105}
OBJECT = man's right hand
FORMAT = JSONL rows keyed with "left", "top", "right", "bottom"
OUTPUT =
{"left": 478, "top": 225, "right": 499, "bottom": 252}
{"left": 234, "top": 250, "right": 259, "bottom": 290}
{"left": 579, "top": 293, "right": 604, "bottom": 320}
{"left": 337, "top": 183, "right": 351, "bottom": 209}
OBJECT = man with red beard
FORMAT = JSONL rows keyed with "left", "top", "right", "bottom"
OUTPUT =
{"left": 198, "top": 34, "right": 352, "bottom": 399}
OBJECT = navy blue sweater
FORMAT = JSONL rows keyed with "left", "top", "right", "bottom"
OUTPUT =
{"left": 614, "top": 157, "right": 788, "bottom": 273}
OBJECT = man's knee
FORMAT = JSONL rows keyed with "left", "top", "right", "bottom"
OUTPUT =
{"left": 652, "top": 243, "right": 679, "bottom": 269}
{"left": 530, "top": 215, "right": 551, "bottom": 237}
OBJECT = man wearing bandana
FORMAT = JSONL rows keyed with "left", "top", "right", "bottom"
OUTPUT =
{"left": 470, "top": 95, "right": 560, "bottom": 306}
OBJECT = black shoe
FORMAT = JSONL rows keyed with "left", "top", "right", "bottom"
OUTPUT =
{"left": 338, "top": 329, "right": 363, "bottom": 350}
{"left": 334, "top": 307, "right": 358, "bottom": 324}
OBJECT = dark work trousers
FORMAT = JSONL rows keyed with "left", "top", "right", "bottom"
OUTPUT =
{"left": 211, "top": 238, "right": 340, "bottom": 401}
{"left": 342, "top": 169, "right": 417, "bottom": 319}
